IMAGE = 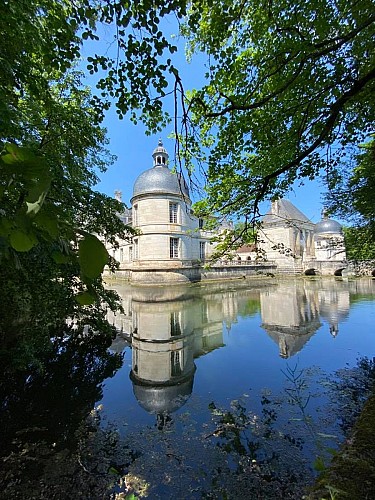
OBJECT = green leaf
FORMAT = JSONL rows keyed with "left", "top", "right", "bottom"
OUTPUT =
{"left": 9, "top": 229, "right": 37, "bottom": 252}
{"left": 1, "top": 143, "right": 28, "bottom": 164}
{"left": 52, "top": 250, "right": 70, "bottom": 264}
{"left": 34, "top": 211, "right": 59, "bottom": 238}
{"left": 0, "top": 218, "right": 13, "bottom": 237}
{"left": 26, "top": 175, "right": 51, "bottom": 204}
{"left": 75, "top": 291, "right": 96, "bottom": 305}
{"left": 78, "top": 234, "right": 108, "bottom": 279}
{"left": 1, "top": 143, "right": 49, "bottom": 178}
{"left": 313, "top": 456, "right": 326, "bottom": 472}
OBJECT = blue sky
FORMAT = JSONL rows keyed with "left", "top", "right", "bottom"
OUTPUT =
{"left": 80, "top": 24, "right": 329, "bottom": 224}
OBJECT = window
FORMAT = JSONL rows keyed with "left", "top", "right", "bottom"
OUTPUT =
{"left": 120, "top": 248, "right": 124, "bottom": 262}
{"left": 134, "top": 239, "right": 139, "bottom": 259}
{"left": 171, "top": 350, "right": 182, "bottom": 377}
{"left": 170, "top": 237, "right": 179, "bottom": 258}
{"left": 199, "top": 218, "right": 204, "bottom": 229}
{"left": 170, "top": 312, "right": 181, "bottom": 337}
{"left": 129, "top": 246, "right": 133, "bottom": 261}
{"left": 199, "top": 242, "right": 206, "bottom": 260}
{"left": 169, "top": 202, "right": 178, "bottom": 223}
{"left": 133, "top": 204, "right": 138, "bottom": 226}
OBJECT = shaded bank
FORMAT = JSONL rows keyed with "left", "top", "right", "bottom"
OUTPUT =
{"left": 309, "top": 373, "right": 375, "bottom": 499}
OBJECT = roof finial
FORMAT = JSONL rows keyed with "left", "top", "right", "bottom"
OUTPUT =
{"left": 158, "top": 138, "right": 163, "bottom": 147}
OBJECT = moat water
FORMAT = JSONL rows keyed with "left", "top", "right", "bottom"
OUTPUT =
{"left": 99, "top": 277, "right": 375, "bottom": 498}
{"left": 1, "top": 278, "right": 374, "bottom": 498}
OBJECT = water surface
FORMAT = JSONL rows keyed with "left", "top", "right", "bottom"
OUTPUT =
{"left": 98, "top": 277, "right": 375, "bottom": 497}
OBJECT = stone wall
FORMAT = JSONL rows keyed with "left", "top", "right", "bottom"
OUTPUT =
{"left": 104, "top": 263, "right": 277, "bottom": 284}
{"left": 303, "top": 260, "right": 347, "bottom": 276}
{"left": 346, "top": 260, "right": 375, "bottom": 277}
{"left": 302, "top": 259, "right": 375, "bottom": 277}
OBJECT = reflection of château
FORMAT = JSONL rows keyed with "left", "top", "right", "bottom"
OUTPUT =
{"left": 260, "top": 282, "right": 321, "bottom": 358}
{"left": 107, "top": 284, "right": 262, "bottom": 419}
{"left": 108, "top": 280, "right": 354, "bottom": 415}
{"left": 114, "top": 286, "right": 233, "bottom": 419}
{"left": 260, "top": 280, "right": 350, "bottom": 357}
{"left": 317, "top": 282, "right": 350, "bottom": 337}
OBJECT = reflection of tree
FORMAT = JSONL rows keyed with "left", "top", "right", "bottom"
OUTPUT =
{"left": 0, "top": 327, "right": 122, "bottom": 497}
{"left": 237, "top": 297, "right": 261, "bottom": 318}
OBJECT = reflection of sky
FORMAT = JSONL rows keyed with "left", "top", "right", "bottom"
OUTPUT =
{"left": 99, "top": 280, "right": 375, "bottom": 428}
{"left": 101, "top": 352, "right": 156, "bottom": 429}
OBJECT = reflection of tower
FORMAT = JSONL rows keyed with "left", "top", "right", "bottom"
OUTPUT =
{"left": 130, "top": 300, "right": 196, "bottom": 423}
{"left": 318, "top": 286, "right": 350, "bottom": 337}
{"left": 108, "top": 283, "right": 236, "bottom": 423}
{"left": 106, "top": 292, "right": 133, "bottom": 353}
{"left": 260, "top": 282, "right": 321, "bottom": 357}
{"left": 221, "top": 291, "right": 239, "bottom": 332}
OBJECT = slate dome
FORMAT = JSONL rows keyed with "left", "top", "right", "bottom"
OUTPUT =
{"left": 132, "top": 165, "right": 190, "bottom": 199}
{"left": 131, "top": 373, "right": 195, "bottom": 414}
{"left": 314, "top": 212, "right": 342, "bottom": 234}
{"left": 132, "top": 139, "right": 189, "bottom": 199}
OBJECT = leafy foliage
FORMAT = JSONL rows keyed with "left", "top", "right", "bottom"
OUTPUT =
{"left": 343, "top": 226, "right": 375, "bottom": 260}
{"left": 0, "top": 2, "right": 136, "bottom": 368}
{"left": 325, "top": 139, "right": 375, "bottom": 259}
{"left": 177, "top": 0, "right": 375, "bottom": 244}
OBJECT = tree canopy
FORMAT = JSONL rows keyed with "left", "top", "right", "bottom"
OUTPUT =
{"left": 325, "top": 138, "right": 375, "bottom": 259}
{"left": 177, "top": 0, "right": 375, "bottom": 238}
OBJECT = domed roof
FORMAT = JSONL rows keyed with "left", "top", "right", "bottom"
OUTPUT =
{"left": 132, "top": 166, "right": 190, "bottom": 199}
{"left": 314, "top": 211, "right": 342, "bottom": 235}
{"left": 131, "top": 374, "right": 195, "bottom": 414}
{"left": 132, "top": 140, "right": 190, "bottom": 200}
